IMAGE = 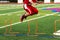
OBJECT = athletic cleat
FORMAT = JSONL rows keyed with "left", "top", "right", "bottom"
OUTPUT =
{"left": 20, "top": 15, "right": 27, "bottom": 22}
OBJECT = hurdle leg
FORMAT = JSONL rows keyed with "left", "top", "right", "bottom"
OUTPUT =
{"left": 9, "top": 20, "right": 19, "bottom": 34}
{"left": 54, "top": 20, "right": 60, "bottom": 32}
{"left": 35, "top": 21, "right": 38, "bottom": 34}
{"left": 9, "top": 20, "right": 13, "bottom": 33}
{"left": 4, "top": 20, "right": 8, "bottom": 34}
{"left": 27, "top": 21, "right": 30, "bottom": 35}
{"left": 54, "top": 20, "right": 57, "bottom": 32}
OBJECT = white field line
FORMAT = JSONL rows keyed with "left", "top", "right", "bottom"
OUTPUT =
{"left": 0, "top": 8, "right": 22, "bottom": 10}
{"left": 0, "top": 4, "right": 58, "bottom": 16}
{"left": 58, "top": 14, "right": 60, "bottom": 16}
{"left": 0, "top": 4, "right": 57, "bottom": 16}
{"left": 0, "top": 8, "right": 41, "bottom": 16}
{"left": 0, "top": 7, "right": 52, "bottom": 16}
{"left": 0, "top": 11, "right": 24, "bottom": 16}
{"left": 0, "top": 4, "right": 23, "bottom": 7}
{"left": 0, "top": 12, "right": 59, "bottom": 28}
{"left": 0, "top": 4, "right": 58, "bottom": 10}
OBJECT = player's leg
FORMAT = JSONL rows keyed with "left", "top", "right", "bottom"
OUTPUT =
{"left": 20, "top": 9, "right": 30, "bottom": 22}
{"left": 30, "top": 6, "right": 38, "bottom": 15}
{"left": 25, "top": 5, "right": 38, "bottom": 15}
{"left": 20, "top": 5, "right": 38, "bottom": 22}
{"left": 23, "top": 7, "right": 38, "bottom": 18}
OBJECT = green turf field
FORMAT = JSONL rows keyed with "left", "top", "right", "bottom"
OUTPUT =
{"left": 0, "top": 4, "right": 60, "bottom": 40}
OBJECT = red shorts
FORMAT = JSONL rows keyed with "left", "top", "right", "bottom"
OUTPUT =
{"left": 24, "top": 4, "right": 38, "bottom": 15}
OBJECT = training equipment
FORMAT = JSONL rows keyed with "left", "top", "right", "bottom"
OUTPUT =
{"left": 42, "top": 8, "right": 60, "bottom": 12}
{"left": 53, "top": 20, "right": 60, "bottom": 38}
{"left": 4, "top": 20, "right": 19, "bottom": 36}
{"left": 52, "top": 10, "right": 57, "bottom": 12}
{"left": 1, "top": 19, "right": 59, "bottom": 37}
{"left": 3, "top": 20, "right": 46, "bottom": 36}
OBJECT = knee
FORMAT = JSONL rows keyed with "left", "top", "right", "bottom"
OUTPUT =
{"left": 29, "top": 10, "right": 38, "bottom": 15}
{"left": 35, "top": 11, "right": 38, "bottom": 14}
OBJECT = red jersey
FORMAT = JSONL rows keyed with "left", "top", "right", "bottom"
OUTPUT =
{"left": 23, "top": 0, "right": 29, "bottom": 4}
{"left": 32, "top": 0, "right": 37, "bottom": 3}
{"left": 23, "top": 0, "right": 37, "bottom": 4}
{"left": 23, "top": 0, "right": 38, "bottom": 15}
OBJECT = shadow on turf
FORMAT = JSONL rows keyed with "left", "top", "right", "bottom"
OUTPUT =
{"left": 0, "top": 34, "right": 57, "bottom": 38}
